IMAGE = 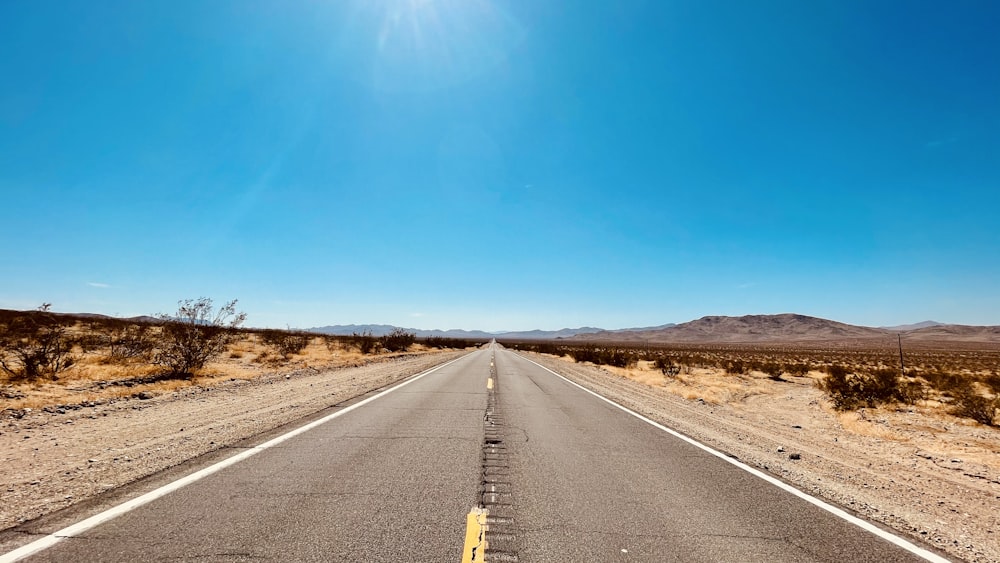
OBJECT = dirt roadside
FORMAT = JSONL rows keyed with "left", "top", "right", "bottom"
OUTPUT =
{"left": 521, "top": 352, "right": 1000, "bottom": 563}
{"left": 1, "top": 350, "right": 466, "bottom": 533}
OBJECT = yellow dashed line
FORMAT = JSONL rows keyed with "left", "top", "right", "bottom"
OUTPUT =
{"left": 487, "top": 378, "right": 494, "bottom": 390}
{"left": 461, "top": 507, "right": 489, "bottom": 562}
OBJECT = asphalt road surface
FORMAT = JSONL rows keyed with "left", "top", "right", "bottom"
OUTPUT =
{"left": 3, "top": 345, "right": 947, "bottom": 562}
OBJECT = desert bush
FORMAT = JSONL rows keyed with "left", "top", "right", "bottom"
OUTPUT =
{"left": 981, "top": 373, "right": 1000, "bottom": 395}
{"left": 260, "top": 329, "right": 311, "bottom": 357}
{"left": 322, "top": 335, "right": 342, "bottom": 352}
{"left": 726, "top": 359, "right": 747, "bottom": 375}
{"left": 153, "top": 298, "right": 246, "bottom": 377}
{"left": 0, "top": 308, "right": 76, "bottom": 380}
{"left": 570, "top": 346, "right": 599, "bottom": 364}
{"left": 785, "top": 362, "right": 810, "bottom": 377}
{"left": 950, "top": 382, "right": 998, "bottom": 426}
{"left": 654, "top": 356, "right": 680, "bottom": 377}
{"left": 423, "top": 337, "right": 479, "bottom": 349}
{"left": 380, "top": 328, "right": 416, "bottom": 352}
{"left": 605, "top": 348, "right": 637, "bottom": 368}
{"left": 101, "top": 321, "right": 154, "bottom": 362}
{"left": 920, "top": 369, "right": 966, "bottom": 397}
{"left": 347, "top": 331, "right": 378, "bottom": 354}
{"left": 760, "top": 362, "right": 785, "bottom": 381}
{"left": 569, "top": 346, "right": 636, "bottom": 368}
{"left": 819, "top": 364, "right": 913, "bottom": 411}
{"left": 423, "top": 336, "right": 447, "bottom": 349}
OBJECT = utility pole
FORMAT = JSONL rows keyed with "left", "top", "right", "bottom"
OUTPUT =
{"left": 897, "top": 333, "right": 905, "bottom": 377}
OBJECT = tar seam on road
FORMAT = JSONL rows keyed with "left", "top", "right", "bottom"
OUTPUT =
{"left": 463, "top": 347, "right": 519, "bottom": 563}
{"left": 0, "top": 355, "right": 470, "bottom": 563}
{"left": 515, "top": 353, "right": 952, "bottom": 563}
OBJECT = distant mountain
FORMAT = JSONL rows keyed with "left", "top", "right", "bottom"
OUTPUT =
{"left": 303, "top": 316, "right": 1000, "bottom": 344}
{"left": 2, "top": 310, "right": 162, "bottom": 324}
{"left": 880, "top": 321, "right": 944, "bottom": 332}
{"left": 902, "top": 324, "right": 1000, "bottom": 342}
{"left": 609, "top": 323, "right": 677, "bottom": 333}
{"left": 308, "top": 324, "right": 494, "bottom": 339}
{"left": 496, "top": 327, "right": 605, "bottom": 340}
{"left": 306, "top": 324, "right": 615, "bottom": 340}
{"left": 568, "top": 314, "right": 888, "bottom": 343}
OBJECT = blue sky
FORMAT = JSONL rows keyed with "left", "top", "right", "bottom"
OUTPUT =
{"left": 2, "top": 1, "right": 998, "bottom": 330}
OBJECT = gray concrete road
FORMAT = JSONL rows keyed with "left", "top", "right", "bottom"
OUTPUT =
{"left": 3, "top": 345, "right": 949, "bottom": 562}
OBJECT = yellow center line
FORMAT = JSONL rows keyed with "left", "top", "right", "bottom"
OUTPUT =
{"left": 461, "top": 507, "right": 489, "bottom": 563}
{"left": 486, "top": 378, "right": 494, "bottom": 390}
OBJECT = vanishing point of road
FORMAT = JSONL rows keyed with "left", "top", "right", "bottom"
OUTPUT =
{"left": 1, "top": 345, "right": 949, "bottom": 562}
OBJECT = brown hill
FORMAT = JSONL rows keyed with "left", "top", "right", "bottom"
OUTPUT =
{"left": 570, "top": 314, "right": 890, "bottom": 343}
{"left": 902, "top": 324, "right": 1000, "bottom": 342}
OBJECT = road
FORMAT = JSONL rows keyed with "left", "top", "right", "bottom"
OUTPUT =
{"left": 2, "top": 345, "right": 946, "bottom": 562}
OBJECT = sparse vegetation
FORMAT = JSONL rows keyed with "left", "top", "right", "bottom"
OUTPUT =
{"left": 951, "top": 382, "right": 998, "bottom": 426}
{"left": 100, "top": 320, "right": 155, "bottom": 362}
{"left": 0, "top": 307, "right": 458, "bottom": 413}
{"left": 347, "top": 330, "right": 378, "bottom": 354}
{"left": 379, "top": 328, "right": 416, "bottom": 352}
{"left": 153, "top": 298, "right": 247, "bottom": 377}
{"left": 260, "top": 329, "right": 311, "bottom": 358}
{"left": 422, "top": 336, "right": 482, "bottom": 350}
{"left": 499, "top": 338, "right": 1000, "bottom": 425}
{"left": 654, "top": 356, "right": 680, "bottom": 377}
{"left": 568, "top": 345, "right": 638, "bottom": 368}
{"left": 818, "top": 365, "right": 905, "bottom": 410}
{"left": 760, "top": 361, "right": 785, "bottom": 381}
{"left": 0, "top": 306, "right": 76, "bottom": 380}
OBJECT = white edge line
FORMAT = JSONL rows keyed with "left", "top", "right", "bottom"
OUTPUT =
{"left": 0, "top": 354, "right": 470, "bottom": 563}
{"left": 515, "top": 353, "right": 952, "bottom": 563}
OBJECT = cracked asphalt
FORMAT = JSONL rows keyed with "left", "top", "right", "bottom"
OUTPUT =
{"left": 6, "top": 346, "right": 943, "bottom": 562}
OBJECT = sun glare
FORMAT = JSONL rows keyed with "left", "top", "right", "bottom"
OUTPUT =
{"left": 355, "top": 0, "right": 523, "bottom": 91}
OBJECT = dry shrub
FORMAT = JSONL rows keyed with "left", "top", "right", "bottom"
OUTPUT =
{"left": 920, "top": 369, "right": 966, "bottom": 397}
{"left": 819, "top": 365, "right": 919, "bottom": 411}
{"left": 100, "top": 322, "right": 154, "bottom": 362}
{"left": 0, "top": 310, "right": 76, "bottom": 381}
{"left": 380, "top": 328, "right": 416, "bottom": 352}
{"left": 346, "top": 331, "right": 378, "bottom": 354}
{"left": 654, "top": 356, "right": 680, "bottom": 376}
{"left": 153, "top": 298, "right": 246, "bottom": 377}
{"left": 259, "top": 330, "right": 311, "bottom": 358}
{"left": 950, "top": 382, "right": 998, "bottom": 426}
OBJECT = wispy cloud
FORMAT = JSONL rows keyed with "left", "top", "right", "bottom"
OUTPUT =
{"left": 736, "top": 282, "right": 755, "bottom": 289}
{"left": 410, "top": 312, "right": 425, "bottom": 318}
{"left": 87, "top": 282, "right": 111, "bottom": 288}
{"left": 925, "top": 137, "right": 958, "bottom": 148}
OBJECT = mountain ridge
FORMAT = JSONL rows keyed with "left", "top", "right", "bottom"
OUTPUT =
{"left": 306, "top": 316, "right": 1000, "bottom": 343}
{"left": 565, "top": 314, "right": 1000, "bottom": 343}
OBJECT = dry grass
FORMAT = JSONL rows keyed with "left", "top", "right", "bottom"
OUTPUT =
{"left": 833, "top": 410, "right": 911, "bottom": 441}
{"left": 1, "top": 327, "right": 451, "bottom": 412}
{"left": 545, "top": 342, "right": 999, "bottom": 448}
{"left": 593, "top": 361, "right": 780, "bottom": 405}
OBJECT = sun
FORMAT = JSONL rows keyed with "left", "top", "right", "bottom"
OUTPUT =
{"left": 353, "top": 0, "right": 524, "bottom": 91}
